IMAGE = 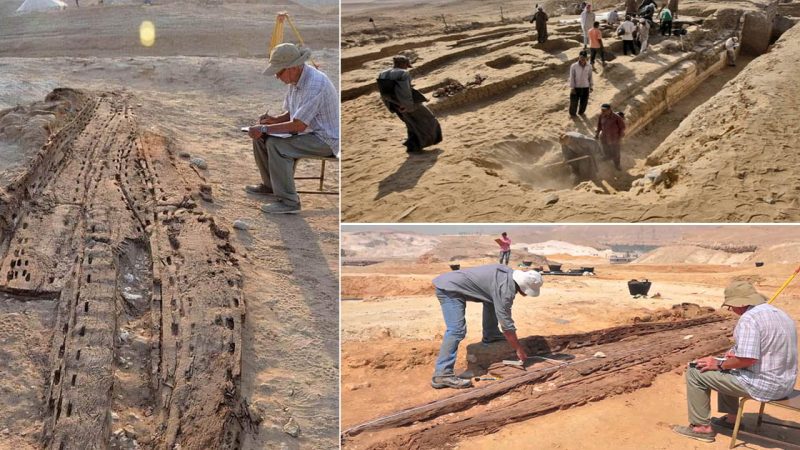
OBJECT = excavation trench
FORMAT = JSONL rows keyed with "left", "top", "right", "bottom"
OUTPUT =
{"left": 467, "top": 40, "right": 761, "bottom": 194}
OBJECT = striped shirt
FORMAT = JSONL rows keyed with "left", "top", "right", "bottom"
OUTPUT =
{"left": 568, "top": 61, "right": 593, "bottom": 89}
{"left": 731, "top": 304, "right": 798, "bottom": 402}
{"left": 283, "top": 64, "right": 340, "bottom": 157}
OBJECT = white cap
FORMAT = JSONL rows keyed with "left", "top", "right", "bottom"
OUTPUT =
{"left": 512, "top": 270, "right": 543, "bottom": 297}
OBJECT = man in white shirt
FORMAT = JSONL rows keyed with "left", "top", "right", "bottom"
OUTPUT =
{"left": 247, "top": 43, "right": 339, "bottom": 214}
{"left": 638, "top": 18, "right": 651, "bottom": 53}
{"left": 568, "top": 51, "right": 593, "bottom": 117}
{"left": 618, "top": 15, "right": 637, "bottom": 56}
{"left": 673, "top": 281, "right": 798, "bottom": 443}
{"left": 579, "top": 3, "right": 595, "bottom": 49}
{"left": 725, "top": 36, "right": 739, "bottom": 66}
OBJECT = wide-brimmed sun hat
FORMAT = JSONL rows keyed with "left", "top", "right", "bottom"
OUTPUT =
{"left": 722, "top": 280, "right": 767, "bottom": 308}
{"left": 513, "top": 269, "right": 543, "bottom": 297}
{"left": 263, "top": 43, "right": 312, "bottom": 76}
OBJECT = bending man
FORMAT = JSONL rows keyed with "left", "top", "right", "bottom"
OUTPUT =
{"left": 431, "top": 264, "right": 543, "bottom": 389}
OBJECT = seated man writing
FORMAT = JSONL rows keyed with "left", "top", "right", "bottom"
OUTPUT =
{"left": 247, "top": 43, "right": 339, "bottom": 214}
{"left": 673, "top": 281, "right": 798, "bottom": 443}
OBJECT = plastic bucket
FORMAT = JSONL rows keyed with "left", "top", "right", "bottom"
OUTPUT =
{"left": 628, "top": 279, "right": 652, "bottom": 296}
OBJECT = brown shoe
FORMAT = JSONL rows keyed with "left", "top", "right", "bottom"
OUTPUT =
{"left": 245, "top": 184, "right": 273, "bottom": 195}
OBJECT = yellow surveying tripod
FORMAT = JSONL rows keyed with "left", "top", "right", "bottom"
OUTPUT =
{"left": 269, "top": 12, "right": 318, "bottom": 68}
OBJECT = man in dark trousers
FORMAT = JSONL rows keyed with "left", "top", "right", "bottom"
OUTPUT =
{"left": 595, "top": 103, "right": 626, "bottom": 170}
{"left": 377, "top": 55, "right": 443, "bottom": 154}
{"left": 568, "top": 51, "right": 593, "bottom": 117}
{"left": 431, "top": 264, "right": 544, "bottom": 389}
{"left": 531, "top": 6, "right": 549, "bottom": 44}
{"left": 660, "top": 6, "right": 674, "bottom": 36}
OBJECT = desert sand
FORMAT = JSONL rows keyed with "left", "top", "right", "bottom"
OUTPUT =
{"left": 0, "top": 1, "right": 338, "bottom": 449}
{"left": 340, "top": 226, "right": 800, "bottom": 448}
{"left": 341, "top": 0, "right": 800, "bottom": 222}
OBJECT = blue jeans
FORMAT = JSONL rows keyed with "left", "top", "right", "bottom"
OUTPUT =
{"left": 434, "top": 288, "right": 504, "bottom": 376}
{"left": 499, "top": 250, "right": 511, "bottom": 265}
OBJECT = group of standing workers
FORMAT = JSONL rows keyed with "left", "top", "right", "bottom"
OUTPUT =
{"left": 372, "top": 0, "right": 739, "bottom": 173}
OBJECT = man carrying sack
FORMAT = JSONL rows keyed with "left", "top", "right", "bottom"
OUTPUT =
{"left": 377, "top": 55, "right": 443, "bottom": 154}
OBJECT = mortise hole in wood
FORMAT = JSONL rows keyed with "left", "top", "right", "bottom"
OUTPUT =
{"left": 53, "top": 368, "right": 61, "bottom": 385}
{"left": 84, "top": 302, "right": 89, "bottom": 313}
{"left": 79, "top": 326, "right": 85, "bottom": 337}
{"left": 71, "top": 374, "right": 76, "bottom": 386}
{"left": 66, "top": 402, "right": 72, "bottom": 417}
{"left": 76, "top": 349, "right": 81, "bottom": 360}
{"left": 171, "top": 323, "right": 179, "bottom": 336}
{"left": 228, "top": 342, "right": 235, "bottom": 354}
{"left": 225, "top": 317, "right": 234, "bottom": 330}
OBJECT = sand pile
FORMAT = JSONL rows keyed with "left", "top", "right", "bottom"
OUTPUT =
{"left": 634, "top": 245, "right": 754, "bottom": 265}
{"left": 748, "top": 242, "right": 800, "bottom": 265}
{"left": 342, "top": 231, "right": 440, "bottom": 259}
{"left": 518, "top": 240, "right": 612, "bottom": 257}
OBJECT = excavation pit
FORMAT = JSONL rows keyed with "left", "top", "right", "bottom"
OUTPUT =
{"left": 485, "top": 54, "right": 520, "bottom": 69}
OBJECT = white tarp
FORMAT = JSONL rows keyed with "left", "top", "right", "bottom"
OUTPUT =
{"left": 15, "top": 0, "right": 67, "bottom": 13}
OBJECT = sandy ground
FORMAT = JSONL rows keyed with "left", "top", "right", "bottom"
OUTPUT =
{"left": 0, "top": 1, "right": 338, "bottom": 448}
{"left": 341, "top": 231, "right": 800, "bottom": 448}
{"left": 340, "top": 0, "right": 800, "bottom": 222}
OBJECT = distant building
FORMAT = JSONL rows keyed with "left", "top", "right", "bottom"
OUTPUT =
{"left": 609, "top": 251, "right": 639, "bottom": 264}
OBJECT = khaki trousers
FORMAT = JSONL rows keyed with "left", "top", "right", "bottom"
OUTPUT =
{"left": 685, "top": 367, "right": 750, "bottom": 426}
{"left": 252, "top": 134, "right": 333, "bottom": 207}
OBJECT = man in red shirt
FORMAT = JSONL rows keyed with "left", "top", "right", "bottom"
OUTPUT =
{"left": 496, "top": 232, "right": 512, "bottom": 265}
{"left": 595, "top": 103, "right": 626, "bottom": 170}
{"left": 588, "top": 21, "right": 605, "bottom": 69}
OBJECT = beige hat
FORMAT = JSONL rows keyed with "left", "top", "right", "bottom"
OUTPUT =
{"left": 513, "top": 269, "right": 543, "bottom": 297}
{"left": 263, "top": 43, "right": 312, "bottom": 76}
{"left": 722, "top": 280, "right": 767, "bottom": 308}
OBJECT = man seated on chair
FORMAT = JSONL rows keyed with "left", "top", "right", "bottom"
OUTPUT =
{"left": 247, "top": 43, "right": 339, "bottom": 214}
{"left": 673, "top": 281, "right": 798, "bottom": 443}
